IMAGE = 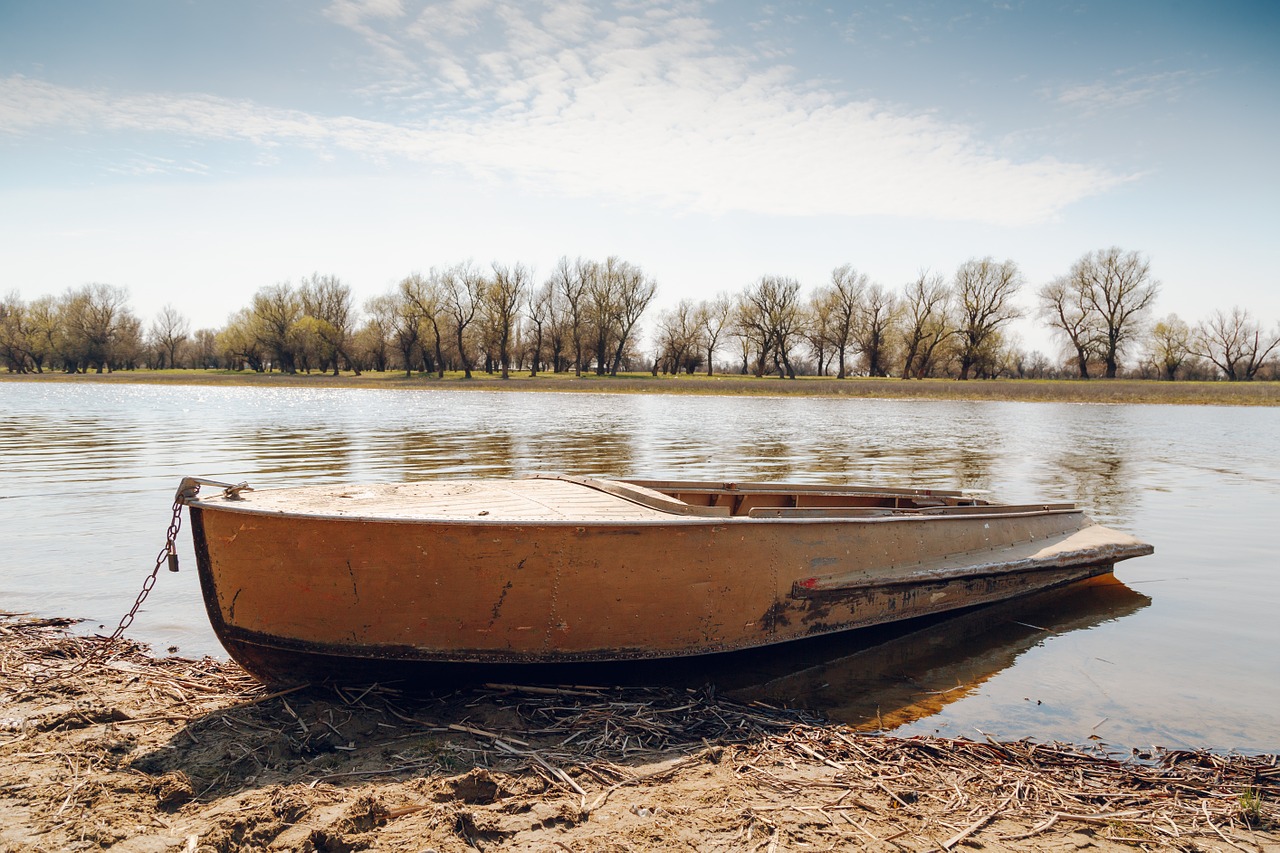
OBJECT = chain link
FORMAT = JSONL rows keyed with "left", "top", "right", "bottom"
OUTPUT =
{"left": 25, "top": 478, "right": 253, "bottom": 684}
{"left": 107, "top": 495, "right": 185, "bottom": 641}
{"left": 30, "top": 491, "right": 188, "bottom": 683}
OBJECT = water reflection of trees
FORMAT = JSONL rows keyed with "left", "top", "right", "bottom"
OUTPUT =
{"left": 744, "top": 401, "right": 1001, "bottom": 489}
{"left": 357, "top": 427, "right": 641, "bottom": 481}
{"left": 204, "top": 397, "right": 1137, "bottom": 528}
{"left": 735, "top": 438, "right": 797, "bottom": 481}
{"left": 243, "top": 428, "right": 354, "bottom": 481}
{"left": 525, "top": 427, "right": 635, "bottom": 478}
{"left": 1039, "top": 441, "right": 1132, "bottom": 525}
{"left": 372, "top": 429, "right": 516, "bottom": 480}
{"left": 800, "top": 439, "right": 996, "bottom": 492}
{"left": 239, "top": 424, "right": 643, "bottom": 482}
{"left": 3, "top": 413, "right": 145, "bottom": 486}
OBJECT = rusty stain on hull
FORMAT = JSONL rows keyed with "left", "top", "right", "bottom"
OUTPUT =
{"left": 183, "top": 476, "right": 1153, "bottom": 685}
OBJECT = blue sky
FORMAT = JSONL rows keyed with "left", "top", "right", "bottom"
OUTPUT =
{"left": 2, "top": 0, "right": 1277, "bottom": 356}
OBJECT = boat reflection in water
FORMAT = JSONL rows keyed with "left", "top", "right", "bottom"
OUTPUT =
{"left": 719, "top": 574, "right": 1149, "bottom": 730}
{"left": 456, "top": 574, "right": 1150, "bottom": 736}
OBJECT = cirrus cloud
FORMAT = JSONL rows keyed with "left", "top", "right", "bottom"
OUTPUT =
{"left": 1, "top": 0, "right": 1128, "bottom": 225}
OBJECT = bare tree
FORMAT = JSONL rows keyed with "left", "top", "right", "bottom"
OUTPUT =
{"left": 444, "top": 263, "right": 484, "bottom": 379}
{"left": 741, "top": 276, "right": 803, "bottom": 379}
{"left": 953, "top": 258, "right": 1024, "bottom": 380}
{"left": 1146, "top": 314, "right": 1192, "bottom": 381}
{"left": 487, "top": 262, "right": 529, "bottom": 379}
{"left": 399, "top": 272, "right": 446, "bottom": 377}
{"left": 23, "top": 295, "right": 58, "bottom": 373}
{"left": 828, "top": 265, "right": 866, "bottom": 378}
{"left": 696, "top": 293, "right": 732, "bottom": 376}
{"left": 390, "top": 278, "right": 425, "bottom": 375}
{"left": 1073, "top": 248, "right": 1160, "bottom": 378}
{"left": 1038, "top": 274, "right": 1099, "bottom": 378}
{"left": 552, "top": 257, "right": 590, "bottom": 376}
{"left": 250, "top": 282, "right": 302, "bottom": 373}
{"left": 110, "top": 311, "right": 144, "bottom": 370}
{"left": 899, "top": 272, "right": 952, "bottom": 379}
{"left": 218, "top": 308, "right": 266, "bottom": 371}
{"left": 525, "top": 280, "right": 553, "bottom": 376}
{"left": 150, "top": 304, "right": 190, "bottom": 370}
{"left": 54, "top": 288, "right": 93, "bottom": 372}
{"left": 610, "top": 261, "right": 657, "bottom": 376}
{"left": 1193, "top": 307, "right": 1280, "bottom": 381}
{"left": 56, "top": 283, "right": 136, "bottom": 373}
{"left": 732, "top": 292, "right": 766, "bottom": 376}
{"left": 577, "top": 256, "right": 656, "bottom": 376}
{"left": 191, "top": 328, "right": 219, "bottom": 369}
{"left": 854, "top": 283, "right": 899, "bottom": 377}
{"left": 732, "top": 329, "right": 753, "bottom": 375}
{"left": 981, "top": 333, "right": 1021, "bottom": 379}
{"left": 803, "top": 288, "right": 837, "bottom": 376}
{"left": 534, "top": 274, "right": 569, "bottom": 373}
{"left": 359, "top": 294, "right": 399, "bottom": 372}
{"left": 586, "top": 259, "right": 618, "bottom": 375}
{"left": 291, "top": 315, "right": 324, "bottom": 373}
{"left": 1026, "top": 350, "right": 1054, "bottom": 379}
{"left": 655, "top": 299, "right": 704, "bottom": 374}
{"left": 0, "top": 292, "right": 34, "bottom": 372}
{"left": 299, "top": 273, "right": 359, "bottom": 375}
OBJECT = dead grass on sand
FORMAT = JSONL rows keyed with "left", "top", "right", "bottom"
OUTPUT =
{"left": 1, "top": 613, "right": 1276, "bottom": 852}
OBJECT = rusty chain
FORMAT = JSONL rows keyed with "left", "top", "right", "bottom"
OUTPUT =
{"left": 28, "top": 495, "right": 185, "bottom": 684}
{"left": 109, "top": 493, "right": 186, "bottom": 641}
{"left": 28, "top": 477, "right": 250, "bottom": 684}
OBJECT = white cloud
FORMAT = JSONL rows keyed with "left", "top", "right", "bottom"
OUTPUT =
{"left": 1047, "top": 69, "right": 1207, "bottom": 115}
{"left": 326, "top": 0, "right": 406, "bottom": 26}
{"left": 106, "top": 154, "right": 212, "bottom": 178}
{"left": 1, "top": 0, "right": 1127, "bottom": 225}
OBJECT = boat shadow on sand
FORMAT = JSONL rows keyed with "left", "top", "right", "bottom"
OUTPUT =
{"left": 126, "top": 575, "right": 1149, "bottom": 803}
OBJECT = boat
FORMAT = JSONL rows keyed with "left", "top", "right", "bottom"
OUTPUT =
{"left": 178, "top": 475, "right": 1153, "bottom": 685}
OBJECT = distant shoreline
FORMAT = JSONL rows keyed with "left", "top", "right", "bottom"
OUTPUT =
{"left": 3, "top": 369, "right": 1279, "bottom": 406}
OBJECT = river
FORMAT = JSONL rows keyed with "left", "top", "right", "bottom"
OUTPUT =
{"left": 1, "top": 381, "right": 1277, "bottom": 752}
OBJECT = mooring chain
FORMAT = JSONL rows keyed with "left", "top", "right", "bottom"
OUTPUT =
{"left": 29, "top": 477, "right": 250, "bottom": 683}
{"left": 106, "top": 493, "right": 187, "bottom": 643}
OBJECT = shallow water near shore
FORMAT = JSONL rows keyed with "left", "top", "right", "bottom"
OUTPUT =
{"left": 1, "top": 381, "right": 1277, "bottom": 752}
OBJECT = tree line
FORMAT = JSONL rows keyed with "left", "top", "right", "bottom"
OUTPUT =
{"left": 2, "top": 248, "right": 1278, "bottom": 381}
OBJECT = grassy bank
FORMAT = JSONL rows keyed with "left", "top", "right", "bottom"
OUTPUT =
{"left": 5, "top": 367, "right": 1280, "bottom": 405}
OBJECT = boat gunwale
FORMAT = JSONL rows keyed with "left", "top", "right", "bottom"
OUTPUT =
{"left": 181, "top": 475, "right": 1086, "bottom": 524}
{"left": 619, "top": 477, "right": 978, "bottom": 499}
{"left": 183, "top": 499, "right": 1086, "bottom": 526}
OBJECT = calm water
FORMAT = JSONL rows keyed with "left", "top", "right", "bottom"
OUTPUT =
{"left": 1, "top": 381, "right": 1277, "bottom": 752}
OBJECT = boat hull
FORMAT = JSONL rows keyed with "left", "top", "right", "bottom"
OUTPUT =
{"left": 187, "top": 490, "right": 1151, "bottom": 685}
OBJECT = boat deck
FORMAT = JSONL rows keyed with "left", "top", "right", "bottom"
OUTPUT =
{"left": 188, "top": 476, "right": 1070, "bottom": 523}
{"left": 195, "top": 477, "right": 682, "bottom": 522}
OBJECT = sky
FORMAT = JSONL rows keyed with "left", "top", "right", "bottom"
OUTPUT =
{"left": 2, "top": 0, "right": 1278, "bottom": 357}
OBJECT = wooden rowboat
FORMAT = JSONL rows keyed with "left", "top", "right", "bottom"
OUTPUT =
{"left": 179, "top": 475, "right": 1153, "bottom": 685}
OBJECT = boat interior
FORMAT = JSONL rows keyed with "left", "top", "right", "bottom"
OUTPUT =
{"left": 566, "top": 477, "right": 1078, "bottom": 519}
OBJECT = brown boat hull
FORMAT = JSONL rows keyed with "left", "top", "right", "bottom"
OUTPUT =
{"left": 188, "top": 491, "right": 1151, "bottom": 685}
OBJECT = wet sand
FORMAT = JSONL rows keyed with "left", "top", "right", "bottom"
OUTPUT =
{"left": 1, "top": 613, "right": 1276, "bottom": 852}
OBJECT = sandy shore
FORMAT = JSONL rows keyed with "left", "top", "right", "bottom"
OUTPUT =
{"left": 1, "top": 613, "right": 1275, "bottom": 852}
